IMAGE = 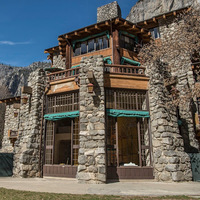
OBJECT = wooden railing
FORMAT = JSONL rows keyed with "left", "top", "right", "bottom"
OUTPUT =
{"left": 104, "top": 64, "right": 146, "bottom": 76}
{"left": 48, "top": 68, "right": 80, "bottom": 82}
{"left": 48, "top": 64, "right": 146, "bottom": 83}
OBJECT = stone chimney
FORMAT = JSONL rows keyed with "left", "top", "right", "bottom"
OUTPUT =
{"left": 97, "top": 1, "right": 121, "bottom": 23}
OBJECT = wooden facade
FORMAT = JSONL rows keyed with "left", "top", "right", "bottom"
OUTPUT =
{"left": 44, "top": 17, "right": 153, "bottom": 180}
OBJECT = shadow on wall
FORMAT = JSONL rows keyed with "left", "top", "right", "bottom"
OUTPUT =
{"left": 0, "top": 103, "right": 6, "bottom": 149}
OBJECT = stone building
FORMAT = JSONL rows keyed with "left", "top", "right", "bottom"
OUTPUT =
{"left": 0, "top": 1, "right": 199, "bottom": 183}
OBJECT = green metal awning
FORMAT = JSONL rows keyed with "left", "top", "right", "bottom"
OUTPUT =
{"left": 121, "top": 57, "right": 141, "bottom": 66}
{"left": 106, "top": 109, "right": 149, "bottom": 118}
{"left": 44, "top": 111, "right": 79, "bottom": 121}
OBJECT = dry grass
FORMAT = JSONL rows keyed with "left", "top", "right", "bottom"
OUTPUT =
{"left": 0, "top": 188, "right": 197, "bottom": 200}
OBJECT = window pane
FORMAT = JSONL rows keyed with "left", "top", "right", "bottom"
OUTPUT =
{"left": 98, "top": 38, "right": 103, "bottom": 50}
{"left": 74, "top": 43, "right": 81, "bottom": 56}
{"left": 103, "top": 37, "right": 108, "bottom": 49}
{"left": 81, "top": 42, "right": 87, "bottom": 54}
{"left": 88, "top": 39, "right": 94, "bottom": 52}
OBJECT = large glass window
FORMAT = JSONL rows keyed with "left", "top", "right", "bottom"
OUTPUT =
{"left": 73, "top": 35, "right": 109, "bottom": 56}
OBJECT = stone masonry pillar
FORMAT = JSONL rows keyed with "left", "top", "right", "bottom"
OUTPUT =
{"left": 77, "top": 55, "right": 106, "bottom": 184}
{"left": 148, "top": 64, "right": 193, "bottom": 182}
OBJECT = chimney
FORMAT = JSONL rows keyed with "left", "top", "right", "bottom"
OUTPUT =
{"left": 97, "top": 1, "right": 122, "bottom": 23}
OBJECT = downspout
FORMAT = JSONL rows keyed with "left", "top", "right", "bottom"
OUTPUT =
{"left": 38, "top": 71, "right": 50, "bottom": 178}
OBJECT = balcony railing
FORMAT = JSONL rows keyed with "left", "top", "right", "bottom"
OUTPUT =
{"left": 104, "top": 64, "right": 146, "bottom": 76}
{"left": 48, "top": 64, "right": 146, "bottom": 83}
{"left": 48, "top": 67, "right": 80, "bottom": 82}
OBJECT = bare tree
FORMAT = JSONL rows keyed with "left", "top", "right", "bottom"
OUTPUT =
{"left": 138, "top": 5, "right": 200, "bottom": 105}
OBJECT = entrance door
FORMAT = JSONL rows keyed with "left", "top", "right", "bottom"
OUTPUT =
{"left": 106, "top": 116, "right": 154, "bottom": 180}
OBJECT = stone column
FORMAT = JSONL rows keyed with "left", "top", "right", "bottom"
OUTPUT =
{"left": 77, "top": 55, "right": 106, "bottom": 184}
{"left": 13, "top": 69, "right": 46, "bottom": 177}
{"left": 148, "top": 63, "right": 193, "bottom": 182}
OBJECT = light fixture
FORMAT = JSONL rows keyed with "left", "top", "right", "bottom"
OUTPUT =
{"left": 87, "top": 83, "right": 94, "bottom": 93}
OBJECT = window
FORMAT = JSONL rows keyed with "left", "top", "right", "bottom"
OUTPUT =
{"left": 88, "top": 39, "right": 94, "bottom": 52}
{"left": 45, "top": 118, "right": 79, "bottom": 166}
{"left": 120, "top": 35, "right": 137, "bottom": 52}
{"left": 47, "top": 91, "right": 79, "bottom": 114}
{"left": 150, "top": 27, "right": 160, "bottom": 39}
{"left": 105, "top": 89, "right": 147, "bottom": 111}
{"left": 73, "top": 35, "right": 109, "bottom": 56}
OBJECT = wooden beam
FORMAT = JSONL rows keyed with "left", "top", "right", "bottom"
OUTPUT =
{"left": 115, "top": 18, "right": 120, "bottom": 24}
{"left": 84, "top": 28, "right": 91, "bottom": 33}
{"left": 74, "top": 31, "right": 80, "bottom": 36}
{"left": 113, "top": 29, "right": 120, "bottom": 65}
{"left": 127, "top": 25, "right": 138, "bottom": 31}
{"left": 163, "top": 14, "right": 166, "bottom": 20}
{"left": 58, "top": 37, "right": 64, "bottom": 41}
{"left": 153, "top": 17, "right": 157, "bottom": 23}
{"left": 105, "top": 21, "right": 109, "bottom": 26}
{"left": 95, "top": 24, "right": 100, "bottom": 30}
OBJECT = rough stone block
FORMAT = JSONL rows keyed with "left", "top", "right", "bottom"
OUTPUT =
{"left": 97, "top": 1, "right": 121, "bottom": 23}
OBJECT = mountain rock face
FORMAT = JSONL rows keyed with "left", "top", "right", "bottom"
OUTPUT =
{"left": 126, "top": 0, "right": 196, "bottom": 23}
{"left": 0, "top": 62, "right": 50, "bottom": 97}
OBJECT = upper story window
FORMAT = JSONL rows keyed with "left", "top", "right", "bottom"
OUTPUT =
{"left": 150, "top": 27, "right": 160, "bottom": 39}
{"left": 73, "top": 35, "right": 109, "bottom": 56}
{"left": 120, "top": 34, "right": 137, "bottom": 52}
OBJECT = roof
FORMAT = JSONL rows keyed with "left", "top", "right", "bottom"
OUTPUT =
{"left": 136, "top": 6, "right": 191, "bottom": 28}
{"left": 44, "top": 17, "right": 151, "bottom": 53}
{"left": 0, "top": 96, "right": 21, "bottom": 103}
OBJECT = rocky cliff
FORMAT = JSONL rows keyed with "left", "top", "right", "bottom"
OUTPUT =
{"left": 126, "top": 0, "right": 196, "bottom": 23}
{"left": 0, "top": 62, "right": 50, "bottom": 97}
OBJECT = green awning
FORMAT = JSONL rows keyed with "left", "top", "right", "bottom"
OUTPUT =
{"left": 44, "top": 111, "right": 79, "bottom": 121}
{"left": 106, "top": 109, "right": 149, "bottom": 118}
{"left": 121, "top": 57, "right": 141, "bottom": 66}
{"left": 71, "top": 65, "right": 80, "bottom": 69}
{"left": 104, "top": 56, "right": 112, "bottom": 64}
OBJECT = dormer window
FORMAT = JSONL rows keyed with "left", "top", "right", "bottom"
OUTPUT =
{"left": 150, "top": 27, "right": 160, "bottom": 39}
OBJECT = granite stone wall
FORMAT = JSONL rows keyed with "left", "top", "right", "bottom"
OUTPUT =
{"left": 97, "top": 1, "right": 121, "bottom": 23}
{"left": 77, "top": 55, "right": 106, "bottom": 184}
{"left": 53, "top": 51, "right": 66, "bottom": 69}
{"left": 13, "top": 69, "right": 46, "bottom": 177}
{"left": 147, "top": 16, "right": 199, "bottom": 182}
{"left": 0, "top": 103, "right": 19, "bottom": 153}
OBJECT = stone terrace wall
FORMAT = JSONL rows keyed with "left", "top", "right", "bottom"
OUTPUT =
{"left": 77, "top": 55, "right": 106, "bottom": 184}
{"left": 0, "top": 103, "right": 19, "bottom": 153}
{"left": 13, "top": 69, "right": 45, "bottom": 177}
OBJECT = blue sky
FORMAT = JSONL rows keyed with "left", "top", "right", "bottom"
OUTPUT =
{"left": 0, "top": 0, "right": 137, "bottom": 67}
